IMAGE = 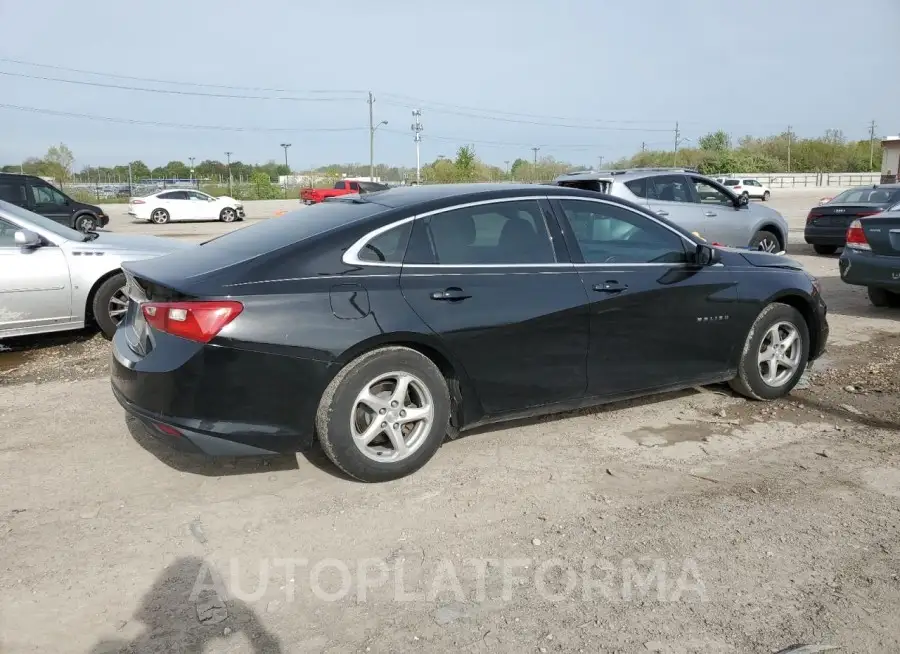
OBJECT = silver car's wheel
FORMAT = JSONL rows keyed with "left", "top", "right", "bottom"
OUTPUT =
{"left": 751, "top": 230, "right": 780, "bottom": 253}
{"left": 350, "top": 371, "right": 434, "bottom": 463}
{"left": 757, "top": 321, "right": 803, "bottom": 388}
{"left": 107, "top": 286, "right": 129, "bottom": 326}
{"left": 220, "top": 207, "right": 237, "bottom": 222}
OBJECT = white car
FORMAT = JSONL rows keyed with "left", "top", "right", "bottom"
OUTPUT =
{"left": 716, "top": 178, "right": 771, "bottom": 201}
{"left": 128, "top": 189, "right": 245, "bottom": 224}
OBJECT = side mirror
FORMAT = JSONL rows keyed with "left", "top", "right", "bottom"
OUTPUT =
{"left": 737, "top": 194, "right": 749, "bottom": 207}
{"left": 15, "top": 229, "right": 41, "bottom": 248}
{"left": 694, "top": 243, "right": 721, "bottom": 266}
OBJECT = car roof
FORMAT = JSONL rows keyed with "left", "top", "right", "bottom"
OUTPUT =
{"left": 553, "top": 168, "right": 702, "bottom": 183}
{"left": 353, "top": 182, "right": 609, "bottom": 208}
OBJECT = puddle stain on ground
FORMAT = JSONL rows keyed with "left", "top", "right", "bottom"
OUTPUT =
{"left": 625, "top": 421, "right": 721, "bottom": 447}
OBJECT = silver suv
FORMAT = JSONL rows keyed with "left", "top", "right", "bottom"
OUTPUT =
{"left": 554, "top": 168, "right": 787, "bottom": 252}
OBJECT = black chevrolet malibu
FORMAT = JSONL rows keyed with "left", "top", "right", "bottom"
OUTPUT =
{"left": 111, "top": 184, "right": 829, "bottom": 482}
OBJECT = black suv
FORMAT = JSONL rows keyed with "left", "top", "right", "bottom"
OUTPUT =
{"left": 0, "top": 173, "right": 109, "bottom": 232}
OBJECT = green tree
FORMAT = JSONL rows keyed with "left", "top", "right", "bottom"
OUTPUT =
{"left": 698, "top": 130, "right": 731, "bottom": 152}
{"left": 129, "top": 160, "right": 151, "bottom": 179}
{"left": 44, "top": 143, "right": 75, "bottom": 181}
{"left": 250, "top": 171, "right": 279, "bottom": 199}
{"left": 454, "top": 145, "right": 477, "bottom": 182}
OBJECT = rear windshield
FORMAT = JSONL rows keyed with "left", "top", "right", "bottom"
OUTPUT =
{"left": 199, "top": 199, "right": 389, "bottom": 251}
{"left": 830, "top": 187, "right": 900, "bottom": 204}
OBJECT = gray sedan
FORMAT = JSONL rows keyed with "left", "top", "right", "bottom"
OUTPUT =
{"left": 0, "top": 199, "right": 190, "bottom": 340}
{"left": 554, "top": 168, "right": 789, "bottom": 252}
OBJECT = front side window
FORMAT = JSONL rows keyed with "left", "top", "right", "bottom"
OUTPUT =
{"left": 559, "top": 199, "right": 687, "bottom": 264}
{"left": 647, "top": 175, "right": 691, "bottom": 203}
{"left": 348, "top": 182, "right": 360, "bottom": 192}
{"left": 407, "top": 200, "right": 556, "bottom": 265}
{"left": 31, "top": 184, "right": 67, "bottom": 205}
{"left": 188, "top": 191, "right": 210, "bottom": 201}
{"left": 692, "top": 178, "right": 734, "bottom": 206}
{"left": 358, "top": 222, "right": 412, "bottom": 263}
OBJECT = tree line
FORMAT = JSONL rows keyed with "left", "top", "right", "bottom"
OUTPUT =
{"left": 1, "top": 130, "right": 884, "bottom": 191}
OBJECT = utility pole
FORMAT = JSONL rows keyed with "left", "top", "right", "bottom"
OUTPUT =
{"left": 280, "top": 143, "right": 291, "bottom": 197}
{"left": 411, "top": 109, "right": 423, "bottom": 184}
{"left": 597, "top": 156, "right": 604, "bottom": 171}
{"left": 531, "top": 147, "right": 540, "bottom": 182}
{"left": 786, "top": 125, "right": 793, "bottom": 173}
{"left": 368, "top": 92, "right": 375, "bottom": 180}
{"left": 869, "top": 119, "right": 877, "bottom": 170}
{"left": 188, "top": 157, "right": 195, "bottom": 186}
{"left": 641, "top": 142, "right": 646, "bottom": 152}
{"left": 673, "top": 122, "right": 681, "bottom": 166}
{"left": 127, "top": 162, "right": 133, "bottom": 196}
{"left": 504, "top": 160, "right": 510, "bottom": 178}
{"left": 225, "top": 151, "right": 233, "bottom": 196}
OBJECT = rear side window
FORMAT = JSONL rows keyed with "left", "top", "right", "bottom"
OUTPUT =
{"left": 358, "top": 222, "right": 412, "bottom": 263}
{"left": 0, "top": 180, "right": 27, "bottom": 207}
{"left": 723, "top": 180, "right": 739, "bottom": 186}
{"left": 624, "top": 178, "right": 647, "bottom": 198}
{"left": 348, "top": 182, "right": 360, "bottom": 191}
{"left": 159, "top": 191, "right": 188, "bottom": 200}
{"left": 559, "top": 199, "right": 687, "bottom": 264}
{"left": 406, "top": 200, "right": 556, "bottom": 265}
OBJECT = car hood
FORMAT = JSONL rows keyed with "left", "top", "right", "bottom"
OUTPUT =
{"left": 737, "top": 249, "right": 803, "bottom": 270}
{"left": 67, "top": 233, "right": 192, "bottom": 256}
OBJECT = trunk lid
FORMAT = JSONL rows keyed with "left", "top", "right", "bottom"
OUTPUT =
{"left": 858, "top": 211, "right": 900, "bottom": 255}
{"left": 807, "top": 202, "right": 888, "bottom": 228}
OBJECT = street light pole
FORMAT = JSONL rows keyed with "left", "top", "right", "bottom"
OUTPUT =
{"left": 531, "top": 147, "right": 540, "bottom": 182}
{"left": 225, "top": 151, "right": 233, "bottom": 196}
{"left": 188, "top": 157, "right": 195, "bottom": 186}
{"left": 411, "top": 109, "right": 423, "bottom": 184}
{"left": 280, "top": 143, "right": 291, "bottom": 197}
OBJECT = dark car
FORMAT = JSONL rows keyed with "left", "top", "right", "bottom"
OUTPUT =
{"left": 804, "top": 184, "right": 900, "bottom": 255}
{"left": 110, "top": 184, "right": 829, "bottom": 482}
{"left": 0, "top": 172, "right": 109, "bottom": 233}
{"left": 838, "top": 208, "right": 900, "bottom": 307}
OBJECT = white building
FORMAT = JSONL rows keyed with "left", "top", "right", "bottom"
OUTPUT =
{"left": 881, "top": 136, "right": 900, "bottom": 183}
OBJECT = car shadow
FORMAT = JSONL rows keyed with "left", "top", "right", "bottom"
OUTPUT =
{"left": 125, "top": 416, "right": 299, "bottom": 477}
{"left": 86, "top": 556, "right": 283, "bottom": 653}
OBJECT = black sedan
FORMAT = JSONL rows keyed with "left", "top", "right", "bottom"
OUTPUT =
{"left": 839, "top": 210, "right": 900, "bottom": 307}
{"left": 805, "top": 184, "right": 900, "bottom": 255}
{"left": 110, "top": 184, "right": 829, "bottom": 482}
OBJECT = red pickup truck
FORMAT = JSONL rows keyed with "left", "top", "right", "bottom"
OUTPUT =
{"left": 300, "top": 180, "right": 389, "bottom": 204}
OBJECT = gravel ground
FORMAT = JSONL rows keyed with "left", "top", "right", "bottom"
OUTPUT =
{"left": 2, "top": 190, "right": 900, "bottom": 653}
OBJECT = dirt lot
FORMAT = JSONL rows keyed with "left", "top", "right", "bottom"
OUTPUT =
{"left": 2, "top": 190, "right": 900, "bottom": 653}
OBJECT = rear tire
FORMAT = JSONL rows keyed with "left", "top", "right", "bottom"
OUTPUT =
{"left": 813, "top": 245, "right": 838, "bottom": 255}
{"left": 150, "top": 208, "right": 170, "bottom": 224}
{"left": 92, "top": 272, "right": 128, "bottom": 340}
{"left": 750, "top": 229, "right": 780, "bottom": 252}
{"left": 729, "top": 302, "right": 809, "bottom": 400}
{"left": 867, "top": 286, "right": 900, "bottom": 308}
{"left": 316, "top": 346, "right": 450, "bottom": 482}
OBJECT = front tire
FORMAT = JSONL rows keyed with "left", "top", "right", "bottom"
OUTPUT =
{"left": 92, "top": 273, "right": 128, "bottom": 340}
{"left": 813, "top": 244, "right": 838, "bottom": 255}
{"left": 316, "top": 346, "right": 451, "bottom": 482}
{"left": 867, "top": 286, "right": 900, "bottom": 308}
{"left": 219, "top": 207, "right": 237, "bottom": 222}
{"left": 762, "top": 191, "right": 770, "bottom": 201}
{"left": 74, "top": 213, "right": 98, "bottom": 233}
{"left": 750, "top": 229, "right": 780, "bottom": 252}
{"left": 150, "top": 208, "right": 170, "bottom": 224}
{"left": 729, "top": 303, "right": 809, "bottom": 400}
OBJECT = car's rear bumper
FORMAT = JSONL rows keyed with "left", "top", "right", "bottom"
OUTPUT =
{"left": 804, "top": 223, "right": 847, "bottom": 246}
{"left": 110, "top": 329, "right": 333, "bottom": 456}
{"left": 839, "top": 247, "right": 900, "bottom": 290}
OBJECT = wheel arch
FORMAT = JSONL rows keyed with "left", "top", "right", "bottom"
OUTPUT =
{"left": 84, "top": 268, "right": 123, "bottom": 323}
{"left": 757, "top": 222, "right": 786, "bottom": 251}
{"left": 335, "top": 332, "right": 480, "bottom": 437}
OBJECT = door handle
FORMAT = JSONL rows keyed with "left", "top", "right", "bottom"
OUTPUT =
{"left": 655, "top": 210, "right": 669, "bottom": 217}
{"left": 592, "top": 281, "right": 627, "bottom": 294}
{"left": 430, "top": 287, "right": 471, "bottom": 302}
{"left": 704, "top": 211, "right": 717, "bottom": 217}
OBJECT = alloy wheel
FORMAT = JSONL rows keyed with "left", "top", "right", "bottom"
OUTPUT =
{"left": 757, "top": 321, "right": 802, "bottom": 387}
{"left": 107, "top": 286, "right": 129, "bottom": 326}
{"left": 151, "top": 210, "right": 168, "bottom": 224}
{"left": 350, "top": 371, "right": 434, "bottom": 462}
{"left": 756, "top": 238, "right": 778, "bottom": 253}
{"left": 221, "top": 208, "right": 236, "bottom": 222}
{"left": 78, "top": 216, "right": 96, "bottom": 232}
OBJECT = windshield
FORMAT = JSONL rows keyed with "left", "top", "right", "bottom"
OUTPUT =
{"left": 723, "top": 180, "right": 739, "bottom": 186}
{"left": 831, "top": 187, "right": 900, "bottom": 204}
{"left": 0, "top": 198, "right": 85, "bottom": 242}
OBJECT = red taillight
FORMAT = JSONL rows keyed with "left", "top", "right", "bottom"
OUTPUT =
{"left": 141, "top": 301, "right": 243, "bottom": 343}
{"left": 806, "top": 210, "right": 816, "bottom": 223}
{"left": 734, "top": 186, "right": 742, "bottom": 190}
{"left": 845, "top": 219, "right": 871, "bottom": 251}
{"left": 132, "top": 199, "right": 145, "bottom": 204}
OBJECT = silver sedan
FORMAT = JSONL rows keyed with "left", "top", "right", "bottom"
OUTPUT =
{"left": 0, "top": 199, "right": 190, "bottom": 340}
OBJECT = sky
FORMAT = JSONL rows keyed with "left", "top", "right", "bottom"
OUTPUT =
{"left": 1, "top": 0, "right": 898, "bottom": 171}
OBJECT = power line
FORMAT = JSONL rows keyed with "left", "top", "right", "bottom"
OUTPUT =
{"left": 0, "top": 102, "right": 367, "bottom": 132}
{"left": 0, "top": 69, "right": 363, "bottom": 102}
